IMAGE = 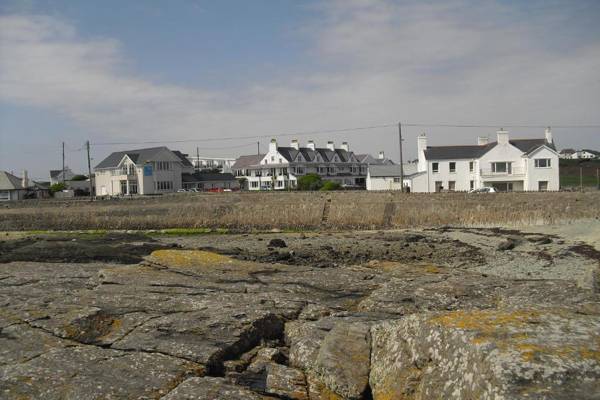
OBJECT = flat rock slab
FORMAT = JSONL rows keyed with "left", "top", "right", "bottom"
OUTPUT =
{"left": 0, "top": 346, "right": 203, "bottom": 400}
{"left": 370, "top": 308, "right": 600, "bottom": 400}
{"left": 161, "top": 377, "right": 268, "bottom": 400}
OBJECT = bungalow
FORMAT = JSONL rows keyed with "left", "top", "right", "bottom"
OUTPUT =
{"left": 181, "top": 172, "right": 240, "bottom": 191}
{"left": 0, "top": 170, "right": 50, "bottom": 201}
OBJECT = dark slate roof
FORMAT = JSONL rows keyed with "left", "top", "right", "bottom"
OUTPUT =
{"left": 560, "top": 148, "right": 576, "bottom": 154}
{"left": 232, "top": 154, "right": 264, "bottom": 169}
{"left": 424, "top": 139, "right": 555, "bottom": 160}
{"left": 424, "top": 145, "right": 491, "bottom": 160}
{"left": 511, "top": 139, "right": 555, "bottom": 154}
{"left": 94, "top": 147, "right": 170, "bottom": 169}
{"left": 277, "top": 147, "right": 299, "bottom": 162}
{"left": 50, "top": 170, "right": 62, "bottom": 179}
{"left": 172, "top": 150, "right": 194, "bottom": 167}
{"left": 182, "top": 172, "right": 237, "bottom": 182}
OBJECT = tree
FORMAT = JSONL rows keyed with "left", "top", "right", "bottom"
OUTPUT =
{"left": 70, "top": 174, "right": 88, "bottom": 181}
{"left": 320, "top": 180, "right": 341, "bottom": 191}
{"left": 49, "top": 182, "right": 66, "bottom": 194}
{"left": 297, "top": 173, "right": 323, "bottom": 191}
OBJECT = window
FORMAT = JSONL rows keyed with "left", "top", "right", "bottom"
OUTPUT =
{"left": 0, "top": 190, "right": 10, "bottom": 201}
{"left": 435, "top": 181, "right": 443, "bottom": 192}
{"left": 128, "top": 164, "right": 135, "bottom": 175}
{"left": 251, "top": 181, "right": 258, "bottom": 188}
{"left": 120, "top": 180, "right": 127, "bottom": 194}
{"left": 279, "top": 158, "right": 282, "bottom": 163}
{"left": 393, "top": 177, "right": 401, "bottom": 183}
{"left": 538, "top": 181, "right": 548, "bottom": 191}
{"left": 448, "top": 181, "right": 456, "bottom": 191}
{"left": 469, "top": 161, "right": 474, "bottom": 173}
{"left": 432, "top": 162, "right": 439, "bottom": 173}
{"left": 271, "top": 156, "right": 274, "bottom": 162}
{"left": 129, "top": 182, "right": 138, "bottom": 194}
{"left": 470, "top": 180, "right": 474, "bottom": 190}
{"left": 535, "top": 159, "right": 551, "bottom": 168}
{"left": 449, "top": 162, "right": 456, "bottom": 173}
{"left": 491, "top": 162, "right": 511, "bottom": 174}
{"left": 157, "top": 181, "right": 173, "bottom": 191}
{"left": 276, "top": 180, "right": 284, "bottom": 188}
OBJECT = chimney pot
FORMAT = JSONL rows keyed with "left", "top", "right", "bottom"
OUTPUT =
{"left": 21, "top": 170, "right": 29, "bottom": 188}
{"left": 340, "top": 142, "right": 349, "bottom": 151}
{"left": 291, "top": 138, "right": 299, "bottom": 150}
{"left": 326, "top": 141, "right": 335, "bottom": 151}
{"left": 307, "top": 140, "right": 315, "bottom": 150}
{"left": 378, "top": 151, "right": 385, "bottom": 160}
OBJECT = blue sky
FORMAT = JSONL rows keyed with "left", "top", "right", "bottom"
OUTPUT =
{"left": 1, "top": 0, "right": 599, "bottom": 180}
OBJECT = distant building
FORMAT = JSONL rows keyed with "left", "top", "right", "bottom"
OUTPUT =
{"left": 559, "top": 149, "right": 576, "bottom": 159}
{"left": 94, "top": 146, "right": 194, "bottom": 196}
{"left": 366, "top": 163, "right": 421, "bottom": 191}
{"left": 0, "top": 170, "right": 50, "bottom": 201}
{"left": 371, "top": 128, "right": 559, "bottom": 192}
{"left": 49, "top": 167, "right": 75, "bottom": 185}
{"left": 233, "top": 139, "right": 366, "bottom": 190}
{"left": 182, "top": 172, "right": 240, "bottom": 191}
{"left": 356, "top": 151, "right": 395, "bottom": 165}
{"left": 187, "top": 156, "right": 236, "bottom": 174}
{"left": 559, "top": 148, "right": 599, "bottom": 160}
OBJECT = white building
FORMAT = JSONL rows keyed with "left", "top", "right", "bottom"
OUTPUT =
{"left": 371, "top": 128, "right": 559, "bottom": 192}
{"left": 232, "top": 139, "right": 366, "bottom": 190}
{"left": 49, "top": 167, "right": 75, "bottom": 185}
{"left": 94, "top": 147, "right": 194, "bottom": 196}
{"left": 0, "top": 170, "right": 50, "bottom": 201}
{"left": 366, "top": 163, "right": 421, "bottom": 191}
{"left": 188, "top": 156, "right": 236, "bottom": 174}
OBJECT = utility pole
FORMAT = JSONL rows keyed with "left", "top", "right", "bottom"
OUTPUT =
{"left": 398, "top": 122, "right": 404, "bottom": 192}
{"left": 257, "top": 141, "right": 261, "bottom": 191}
{"left": 86, "top": 141, "right": 93, "bottom": 200}
{"left": 62, "top": 141, "right": 65, "bottom": 184}
{"left": 196, "top": 146, "right": 200, "bottom": 172}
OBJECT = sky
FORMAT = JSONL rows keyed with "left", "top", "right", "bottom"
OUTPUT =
{"left": 0, "top": 0, "right": 599, "bottom": 180}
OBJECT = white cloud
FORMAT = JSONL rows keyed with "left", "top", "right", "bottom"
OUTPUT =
{"left": 1, "top": 1, "right": 599, "bottom": 177}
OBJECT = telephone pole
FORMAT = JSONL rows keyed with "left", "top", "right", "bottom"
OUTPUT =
{"left": 62, "top": 141, "right": 65, "bottom": 183}
{"left": 86, "top": 141, "right": 93, "bottom": 200}
{"left": 257, "top": 141, "right": 261, "bottom": 191}
{"left": 398, "top": 122, "right": 405, "bottom": 192}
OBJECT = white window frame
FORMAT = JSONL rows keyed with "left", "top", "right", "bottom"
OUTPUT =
{"left": 432, "top": 162, "right": 439, "bottom": 173}
{"left": 534, "top": 158, "right": 551, "bottom": 168}
{"left": 0, "top": 190, "right": 10, "bottom": 201}
{"left": 449, "top": 162, "right": 456, "bottom": 173}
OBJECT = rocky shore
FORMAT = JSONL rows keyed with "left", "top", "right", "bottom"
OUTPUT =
{"left": 1, "top": 227, "right": 599, "bottom": 399}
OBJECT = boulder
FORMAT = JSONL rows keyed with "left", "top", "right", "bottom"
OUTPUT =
{"left": 370, "top": 308, "right": 600, "bottom": 400}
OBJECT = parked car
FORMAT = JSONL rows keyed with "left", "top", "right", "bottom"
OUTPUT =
{"left": 176, "top": 189, "right": 187, "bottom": 193}
{"left": 469, "top": 187, "right": 497, "bottom": 194}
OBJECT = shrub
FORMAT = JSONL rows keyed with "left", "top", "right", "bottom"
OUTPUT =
{"left": 49, "top": 183, "right": 66, "bottom": 194}
{"left": 320, "top": 181, "right": 341, "bottom": 191}
{"left": 297, "top": 173, "right": 323, "bottom": 191}
{"left": 70, "top": 175, "right": 88, "bottom": 181}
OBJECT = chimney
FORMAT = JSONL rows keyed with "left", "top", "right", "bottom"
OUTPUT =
{"left": 477, "top": 136, "right": 489, "bottom": 146}
{"left": 307, "top": 140, "right": 315, "bottom": 150}
{"left": 545, "top": 127, "right": 553, "bottom": 144}
{"left": 326, "top": 141, "right": 335, "bottom": 151}
{"left": 290, "top": 138, "right": 299, "bottom": 150}
{"left": 21, "top": 170, "right": 29, "bottom": 188}
{"left": 269, "top": 138, "right": 277, "bottom": 153}
{"left": 378, "top": 151, "right": 385, "bottom": 160}
{"left": 340, "top": 142, "right": 349, "bottom": 151}
{"left": 417, "top": 133, "right": 427, "bottom": 172}
{"left": 497, "top": 129, "right": 509, "bottom": 145}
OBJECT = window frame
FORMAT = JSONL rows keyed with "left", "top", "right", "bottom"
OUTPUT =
{"left": 449, "top": 162, "right": 456, "bottom": 173}
{"left": 534, "top": 158, "right": 551, "bottom": 168}
{"left": 432, "top": 162, "right": 439, "bottom": 173}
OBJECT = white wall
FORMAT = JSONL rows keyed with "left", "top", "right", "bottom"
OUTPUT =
{"left": 426, "top": 159, "right": 477, "bottom": 192}
{"left": 525, "top": 147, "right": 560, "bottom": 191}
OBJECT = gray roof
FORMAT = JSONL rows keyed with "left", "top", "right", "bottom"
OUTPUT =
{"left": 94, "top": 146, "right": 170, "bottom": 169}
{"left": 278, "top": 146, "right": 355, "bottom": 163}
{"left": 232, "top": 154, "right": 265, "bottom": 169}
{"left": 172, "top": 151, "right": 194, "bottom": 168}
{"left": 182, "top": 172, "right": 237, "bottom": 182}
{"left": 0, "top": 171, "right": 48, "bottom": 191}
{"left": 425, "top": 139, "right": 555, "bottom": 160}
{"left": 368, "top": 164, "right": 419, "bottom": 178}
{"left": 356, "top": 154, "right": 395, "bottom": 165}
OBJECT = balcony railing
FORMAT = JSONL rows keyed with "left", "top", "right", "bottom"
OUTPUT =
{"left": 480, "top": 167, "right": 525, "bottom": 177}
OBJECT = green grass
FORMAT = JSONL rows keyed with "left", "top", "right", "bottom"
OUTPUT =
{"left": 560, "top": 175, "right": 599, "bottom": 187}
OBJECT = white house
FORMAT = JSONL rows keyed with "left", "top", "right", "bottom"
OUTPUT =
{"left": 366, "top": 163, "right": 421, "bottom": 191}
{"left": 356, "top": 151, "right": 395, "bottom": 166}
{"left": 576, "top": 149, "right": 600, "bottom": 159}
{"left": 49, "top": 167, "right": 75, "bottom": 185}
{"left": 233, "top": 139, "right": 366, "bottom": 190}
{"left": 388, "top": 128, "right": 559, "bottom": 192}
{"left": 0, "top": 170, "right": 50, "bottom": 201}
{"left": 94, "top": 147, "right": 194, "bottom": 196}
